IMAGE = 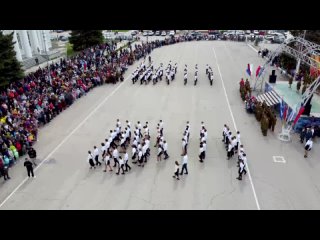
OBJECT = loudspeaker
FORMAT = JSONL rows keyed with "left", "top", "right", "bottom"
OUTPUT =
{"left": 272, "top": 70, "right": 276, "bottom": 76}
{"left": 269, "top": 75, "right": 277, "bottom": 83}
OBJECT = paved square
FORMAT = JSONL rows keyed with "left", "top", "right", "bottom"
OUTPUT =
{"left": 1, "top": 40, "right": 320, "bottom": 209}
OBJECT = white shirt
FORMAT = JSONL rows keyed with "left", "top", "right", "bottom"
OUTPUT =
{"left": 105, "top": 141, "right": 110, "bottom": 149}
{"left": 182, "top": 141, "right": 186, "bottom": 148}
{"left": 113, "top": 149, "right": 119, "bottom": 158}
{"left": 142, "top": 145, "right": 148, "bottom": 154}
{"left": 132, "top": 139, "right": 138, "bottom": 147}
{"left": 120, "top": 138, "right": 125, "bottom": 145}
{"left": 223, "top": 127, "right": 227, "bottom": 135}
{"left": 124, "top": 153, "right": 128, "bottom": 162}
{"left": 204, "top": 131, "right": 208, "bottom": 140}
{"left": 108, "top": 136, "right": 113, "bottom": 143}
{"left": 138, "top": 144, "right": 142, "bottom": 151}
{"left": 159, "top": 122, "right": 164, "bottom": 129}
{"left": 127, "top": 121, "right": 131, "bottom": 127}
{"left": 175, "top": 164, "right": 179, "bottom": 172}
{"left": 232, "top": 139, "right": 237, "bottom": 148}
{"left": 111, "top": 131, "right": 117, "bottom": 139}
{"left": 158, "top": 147, "right": 162, "bottom": 154}
{"left": 132, "top": 147, "right": 136, "bottom": 155}
{"left": 163, "top": 142, "right": 168, "bottom": 151}
{"left": 101, "top": 146, "right": 106, "bottom": 156}
{"left": 199, "top": 147, "right": 204, "bottom": 154}
{"left": 145, "top": 139, "right": 150, "bottom": 148}
{"left": 305, "top": 140, "right": 313, "bottom": 149}
{"left": 182, "top": 155, "right": 188, "bottom": 164}
{"left": 239, "top": 162, "right": 245, "bottom": 172}
{"left": 138, "top": 123, "right": 142, "bottom": 129}
{"left": 201, "top": 137, "right": 205, "bottom": 143}
{"left": 119, "top": 158, "right": 124, "bottom": 165}
{"left": 144, "top": 127, "right": 149, "bottom": 135}
{"left": 242, "top": 156, "right": 247, "bottom": 167}
{"left": 117, "top": 121, "right": 121, "bottom": 128}
{"left": 138, "top": 151, "right": 143, "bottom": 159}
{"left": 237, "top": 133, "right": 241, "bottom": 143}
{"left": 203, "top": 143, "right": 207, "bottom": 151}
{"left": 87, "top": 153, "right": 93, "bottom": 163}
{"left": 93, "top": 148, "right": 99, "bottom": 157}
{"left": 228, "top": 144, "right": 233, "bottom": 152}
{"left": 104, "top": 155, "right": 110, "bottom": 163}
{"left": 135, "top": 128, "right": 139, "bottom": 135}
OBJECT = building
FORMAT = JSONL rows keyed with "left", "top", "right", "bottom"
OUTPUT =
{"left": 2, "top": 30, "right": 52, "bottom": 62}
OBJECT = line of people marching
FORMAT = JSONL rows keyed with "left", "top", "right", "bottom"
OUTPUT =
{"left": 86, "top": 120, "right": 246, "bottom": 182}
{"left": 222, "top": 124, "right": 247, "bottom": 180}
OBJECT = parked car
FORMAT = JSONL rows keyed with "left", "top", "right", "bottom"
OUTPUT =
{"left": 155, "top": 31, "right": 160, "bottom": 36}
{"left": 143, "top": 31, "right": 148, "bottom": 36}
{"left": 161, "top": 31, "right": 166, "bottom": 36}
{"left": 253, "top": 30, "right": 259, "bottom": 35}
{"left": 272, "top": 35, "right": 285, "bottom": 43}
{"left": 148, "top": 31, "right": 154, "bottom": 36}
{"left": 169, "top": 30, "right": 175, "bottom": 36}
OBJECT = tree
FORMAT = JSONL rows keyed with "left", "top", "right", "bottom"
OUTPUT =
{"left": 69, "top": 30, "right": 104, "bottom": 51}
{"left": 0, "top": 31, "right": 24, "bottom": 86}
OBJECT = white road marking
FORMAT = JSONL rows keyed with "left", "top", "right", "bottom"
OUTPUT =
{"left": 0, "top": 74, "right": 132, "bottom": 209}
{"left": 247, "top": 43, "right": 258, "bottom": 53}
{"left": 273, "top": 156, "right": 286, "bottom": 163}
{"left": 212, "top": 46, "right": 261, "bottom": 210}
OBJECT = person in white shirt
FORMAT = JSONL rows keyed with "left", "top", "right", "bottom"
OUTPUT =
{"left": 93, "top": 146, "right": 102, "bottom": 166}
{"left": 241, "top": 153, "right": 247, "bottom": 175}
{"left": 222, "top": 124, "right": 228, "bottom": 143}
{"left": 304, "top": 139, "right": 313, "bottom": 158}
{"left": 87, "top": 150, "right": 95, "bottom": 169}
{"left": 124, "top": 152, "right": 131, "bottom": 171}
{"left": 120, "top": 137, "right": 126, "bottom": 152}
{"left": 227, "top": 142, "right": 233, "bottom": 160}
{"left": 237, "top": 144, "right": 245, "bottom": 166}
{"left": 163, "top": 140, "right": 169, "bottom": 159}
{"left": 200, "top": 126, "right": 205, "bottom": 140}
{"left": 144, "top": 126, "right": 149, "bottom": 138}
{"left": 157, "top": 145, "right": 163, "bottom": 161}
{"left": 103, "top": 153, "right": 113, "bottom": 172}
{"left": 180, "top": 153, "right": 188, "bottom": 175}
{"left": 184, "top": 72, "right": 187, "bottom": 85}
{"left": 105, "top": 139, "right": 111, "bottom": 155}
{"left": 159, "top": 120, "right": 164, "bottom": 135}
{"left": 100, "top": 143, "right": 106, "bottom": 161}
{"left": 181, "top": 138, "right": 187, "bottom": 156}
{"left": 236, "top": 131, "right": 241, "bottom": 152}
{"left": 112, "top": 148, "right": 119, "bottom": 168}
{"left": 231, "top": 136, "right": 237, "bottom": 156}
{"left": 145, "top": 138, "right": 150, "bottom": 156}
{"left": 116, "top": 156, "right": 125, "bottom": 175}
{"left": 131, "top": 146, "right": 137, "bottom": 163}
{"left": 199, "top": 144, "right": 205, "bottom": 162}
{"left": 236, "top": 159, "right": 245, "bottom": 181}
{"left": 194, "top": 71, "right": 198, "bottom": 86}
{"left": 138, "top": 149, "right": 144, "bottom": 167}
{"left": 172, "top": 161, "right": 180, "bottom": 180}
{"left": 206, "top": 64, "right": 209, "bottom": 74}
{"left": 202, "top": 141, "right": 207, "bottom": 160}
{"left": 185, "top": 126, "right": 190, "bottom": 142}
{"left": 210, "top": 74, "right": 213, "bottom": 86}
{"left": 142, "top": 143, "right": 148, "bottom": 163}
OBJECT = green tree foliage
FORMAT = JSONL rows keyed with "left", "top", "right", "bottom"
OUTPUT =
{"left": 69, "top": 30, "right": 104, "bottom": 51}
{"left": 0, "top": 31, "right": 24, "bottom": 86}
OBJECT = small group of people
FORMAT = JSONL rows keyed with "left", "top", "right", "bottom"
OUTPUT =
{"left": 132, "top": 121, "right": 151, "bottom": 167}
{"left": 222, "top": 124, "right": 246, "bottom": 180}
{"left": 165, "top": 61, "right": 178, "bottom": 85}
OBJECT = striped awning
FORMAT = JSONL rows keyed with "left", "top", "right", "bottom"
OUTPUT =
{"left": 256, "top": 90, "right": 281, "bottom": 107}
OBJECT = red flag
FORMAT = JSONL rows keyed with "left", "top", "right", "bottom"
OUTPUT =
{"left": 293, "top": 106, "right": 305, "bottom": 126}
{"left": 256, "top": 66, "right": 261, "bottom": 77}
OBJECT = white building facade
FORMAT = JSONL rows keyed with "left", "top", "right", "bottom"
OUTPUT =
{"left": 3, "top": 30, "right": 52, "bottom": 61}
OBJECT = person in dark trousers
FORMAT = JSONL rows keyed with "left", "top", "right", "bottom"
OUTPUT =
{"left": 305, "top": 128, "right": 313, "bottom": 142}
{"left": 116, "top": 156, "right": 125, "bottom": 175}
{"left": 172, "top": 161, "right": 180, "bottom": 180}
{"left": 27, "top": 147, "right": 37, "bottom": 166}
{"left": 0, "top": 157, "right": 10, "bottom": 181}
{"left": 180, "top": 153, "right": 188, "bottom": 175}
{"left": 236, "top": 159, "right": 245, "bottom": 180}
{"left": 24, "top": 158, "right": 35, "bottom": 178}
{"left": 124, "top": 152, "right": 131, "bottom": 171}
{"left": 93, "top": 146, "right": 101, "bottom": 166}
{"left": 87, "top": 151, "right": 95, "bottom": 169}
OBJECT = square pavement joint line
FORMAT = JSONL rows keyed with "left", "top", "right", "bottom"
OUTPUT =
{"left": 273, "top": 156, "right": 286, "bottom": 163}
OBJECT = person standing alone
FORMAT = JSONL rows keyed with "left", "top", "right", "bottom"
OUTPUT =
{"left": 24, "top": 158, "right": 35, "bottom": 178}
{"left": 27, "top": 147, "right": 37, "bottom": 166}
